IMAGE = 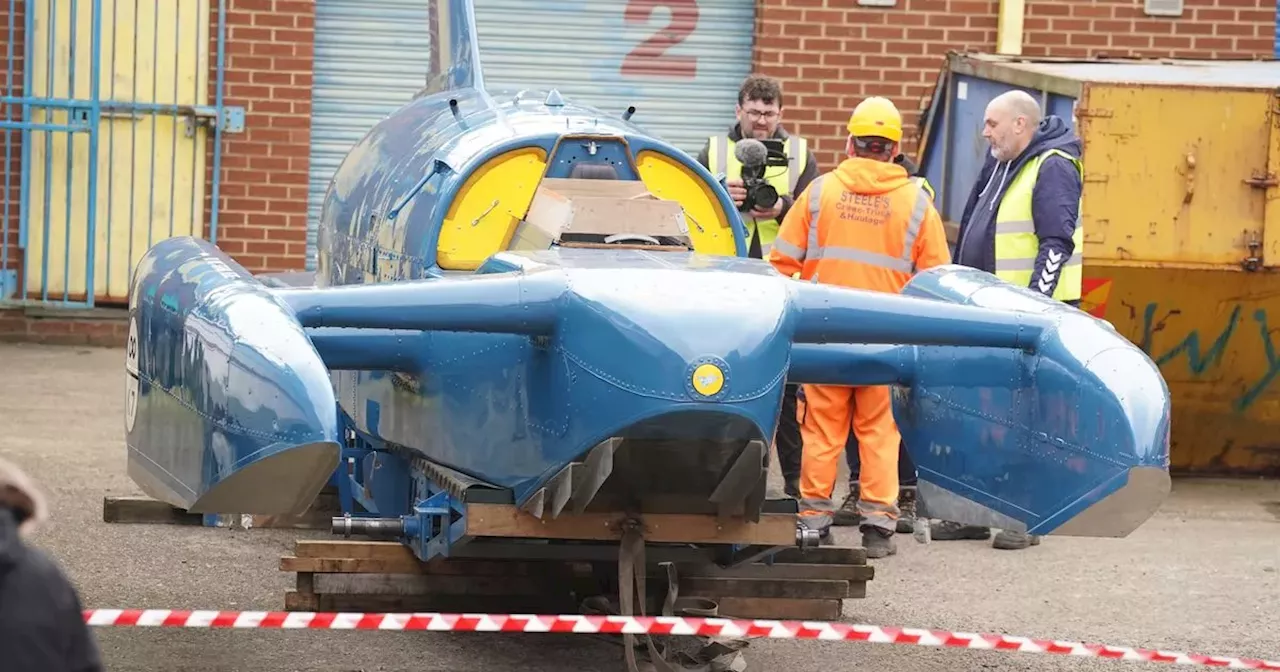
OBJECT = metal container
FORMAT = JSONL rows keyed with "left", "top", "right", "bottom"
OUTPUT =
{"left": 916, "top": 52, "right": 1280, "bottom": 478}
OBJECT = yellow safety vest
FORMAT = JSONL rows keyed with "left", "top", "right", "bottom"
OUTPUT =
{"left": 706, "top": 135, "right": 809, "bottom": 256}
{"left": 993, "top": 148, "right": 1084, "bottom": 302}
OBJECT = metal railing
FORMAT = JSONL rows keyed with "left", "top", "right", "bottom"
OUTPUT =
{"left": 1, "top": 0, "right": 242, "bottom": 308}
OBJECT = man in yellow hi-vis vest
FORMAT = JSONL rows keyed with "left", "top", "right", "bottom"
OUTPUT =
{"left": 696, "top": 75, "right": 820, "bottom": 500}
{"left": 696, "top": 75, "right": 821, "bottom": 258}
{"left": 944, "top": 89, "right": 1086, "bottom": 551}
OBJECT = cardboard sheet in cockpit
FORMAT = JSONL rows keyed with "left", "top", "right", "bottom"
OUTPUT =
{"left": 512, "top": 178, "right": 689, "bottom": 250}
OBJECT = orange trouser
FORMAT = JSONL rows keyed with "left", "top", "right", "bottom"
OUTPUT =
{"left": 797, "top": 383, "right": 902, "bottom": 532}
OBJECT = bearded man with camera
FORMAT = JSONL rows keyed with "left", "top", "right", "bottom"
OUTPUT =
{"left": 695, "top": 74, "right": 821, "bottom": 499}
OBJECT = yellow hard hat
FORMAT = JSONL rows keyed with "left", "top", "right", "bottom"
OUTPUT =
{"left": 847, "top": 97, "right": 903, "bottom": 143}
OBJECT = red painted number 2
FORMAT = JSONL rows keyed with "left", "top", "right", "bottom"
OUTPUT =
{"left": 620, "top": 0, "right": 700, "bottom": 80}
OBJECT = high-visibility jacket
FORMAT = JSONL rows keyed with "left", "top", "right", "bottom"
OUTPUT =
{"left": 912, "top": 176, "right": 935, "bottom": 201}
{"left": 706, "top": 134, "right": 809, "bottom": 256}
{"left": 768, "top": 158, "right": 951, "bottom": 294}
{"left": 894, "top": 154, "right": 935, "bottom": 200}
{"left": 993, "top": 148, "right": 1084, "bottom": 302}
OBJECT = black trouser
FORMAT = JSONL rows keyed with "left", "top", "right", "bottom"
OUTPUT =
{"left": 776, "top": 383, "right": 803, "bottom": 484}
{"left": 847, "top": 434, "right": 917, "bottom": 487}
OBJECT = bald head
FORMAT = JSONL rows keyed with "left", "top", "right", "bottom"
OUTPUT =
{"left": 983, "top": 90, "right": 1042, "bottom": 161}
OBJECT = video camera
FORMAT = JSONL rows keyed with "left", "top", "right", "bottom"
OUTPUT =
{"left": 733, "top": 138, "right": 789, "bottom": 213}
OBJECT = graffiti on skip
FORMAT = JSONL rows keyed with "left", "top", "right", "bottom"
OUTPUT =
{"left": 1138, "top": 302, "right": 1280, "bottom": 411}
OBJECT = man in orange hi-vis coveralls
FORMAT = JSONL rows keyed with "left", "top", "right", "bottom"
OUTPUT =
{"left": 767, "top": 96, "right": 952, "bottom": 558}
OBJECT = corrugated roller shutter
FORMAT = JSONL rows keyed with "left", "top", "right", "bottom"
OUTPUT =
{"left": 472, "top": 0, "right": 756, "bottom": 156}
{"left": 307, "top": 0, "right": 435, "bottom": 270}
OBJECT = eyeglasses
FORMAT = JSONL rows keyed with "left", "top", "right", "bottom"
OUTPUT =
{"left": 744, "top": 109, "right": 779, "bottom": 121}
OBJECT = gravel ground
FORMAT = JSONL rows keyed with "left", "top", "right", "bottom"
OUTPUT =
{"left": 2, "top": 341, "right": 1278, "bottom": 672}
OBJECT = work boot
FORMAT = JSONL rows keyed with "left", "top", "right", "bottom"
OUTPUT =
{"left": 783, "top": 477, "right": 800, "bottom": 499}
{"left": 992, "top": 529, "right": 1042, "bottom": 550}
{"left": 929, "top": 520, "right": 991, "bottom": 541}
{"left": 832, "top": 485, "right": 861, "bottom": 526}
{"left": 860, "top": 524, "right": 897, "bottom": 559}
{"left": 895, "top": 486, "right": 918, "bottom": 534}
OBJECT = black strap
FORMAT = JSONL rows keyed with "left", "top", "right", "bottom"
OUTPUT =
{"left": 581, "top": 520, "right": 750, "bottom": 672}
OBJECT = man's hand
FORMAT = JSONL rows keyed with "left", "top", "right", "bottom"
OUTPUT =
{"left": 749, "top": 200, "right": 782, "bottom": 220}
{"left": 725, "top": 178, "right": 746, "bottom": 205}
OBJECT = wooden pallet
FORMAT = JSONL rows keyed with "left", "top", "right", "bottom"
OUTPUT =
{"left": 281, "top": 539, "right": 873, "bottom": 621}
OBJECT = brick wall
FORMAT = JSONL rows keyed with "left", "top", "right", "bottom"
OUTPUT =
{"left": 208, "top": 0, "right": 315, "bottom": 274}
{"left": 0, "top": 1, "right": 24, "bottom": 286}
{"left": 753, "top": 0, "right": 1278, "bottom": 171}
{"left": 0, "top": 309, "right": 129, "bottom": 347}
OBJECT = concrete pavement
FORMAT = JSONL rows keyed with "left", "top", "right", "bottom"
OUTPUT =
{"left": 2, "top": 342, "right": 1277, "bottom": 671}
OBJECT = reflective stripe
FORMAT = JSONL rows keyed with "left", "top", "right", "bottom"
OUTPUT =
{"left": 800, "top": 496, "right": 835, "bottom": 513}
{"left": 900, "top": 184, "right": 929, "bottom": 272}
{"left": 786, "top": 136, "right": 801, "bottom": 193}
{"left": 712, "top": 135, "right": 729, "bottom": 174}
{"left": 856, "top": 500, "right": 900, "bottom": 533}
{"left": 800, "top": 177, "right": 930, "bottom": 275}
{"left": 772, "top": 237, "right": 805, "bottom": 260}
{"left": 810, "top": 247, "right": 913, "bottom": 273}
{"left": 910, "top": 176, "right": 935, "bottom": 201}
{"left": 808, "top": 174, "right": 824, "bottom": 218}
{"left": 801, "top": 496, "right": 899, "bottom": 531}
{"left": 996, "top": 219, "right": 1037, "bottom": 234}
{"left": 806, "top": 173, "right": 824, "bottom": 256}
{"left": 995, "top": 251, "right": 1083, "bottom": 272}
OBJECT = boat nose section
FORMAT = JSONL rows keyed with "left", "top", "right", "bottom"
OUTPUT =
{"left": 557, "top": 267, "right": 792, "bottom": 408}
{"left": 1041, "top": 339, "right": 1173, "bottom": 537}
{"left": 1081, "top": 343, "right": 1172, "bottom": 468}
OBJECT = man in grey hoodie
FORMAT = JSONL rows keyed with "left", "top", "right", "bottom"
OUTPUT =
{"left": 933, "top": 90, "right": 1086, "bottom": 551}
{"left": 0, "top": 457, "right": 104, "bottom": 671}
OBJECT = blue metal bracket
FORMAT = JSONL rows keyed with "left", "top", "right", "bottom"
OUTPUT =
{"left": 324, "top": 411, "right": 478, "bottom": 563}
{"left": 0, "top": 97, "right": 245, "bottom": 134}
{"left": 331, "top": 418, "right": 415, "bottom": 519}
{"left": 221, "top": 106, "right": 245, "bottom": 133}
{"left": 402, "top": 491, "right": 471, "bottom": 563}
{"left": 180, "top": 104, "right": 246, "bottom": 138}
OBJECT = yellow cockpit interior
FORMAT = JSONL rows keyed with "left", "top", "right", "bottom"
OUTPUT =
{"left": 434, "top": 139, "right": 740, "bottom": 271}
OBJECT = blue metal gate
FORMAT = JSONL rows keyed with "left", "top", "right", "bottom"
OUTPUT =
{"left": 0, "top": 0, "right": 242, "bottom": 308}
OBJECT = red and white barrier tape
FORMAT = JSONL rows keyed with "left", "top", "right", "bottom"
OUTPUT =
{"left": 84, "top": 610, "right": 1279, "bottom": 669}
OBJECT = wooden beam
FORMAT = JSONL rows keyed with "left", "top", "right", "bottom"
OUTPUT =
{"left": 294, "top": 540, "right": 410, "bottom": 559}
{"left": 464, "top": 503, "right": 796, "bottom": 545}
{"left": 279, "top": 536, "right": 873, "bottom": 620}
{"left": 280, "top": 554, "right": 563, "bottom": 576}
{"left": 102, "top": 496, "right": 203, "bottom": 525}
{"left": 102, "top": 487, "right": 339, "bottom": 529}
{"left": 673, "top": 562, "right": 874, "bottom": 584}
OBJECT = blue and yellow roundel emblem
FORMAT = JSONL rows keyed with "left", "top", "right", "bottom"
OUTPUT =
{"left": 691, "top": 363, "right": 725, "bottom": 397}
